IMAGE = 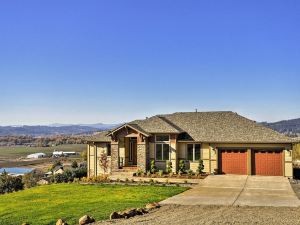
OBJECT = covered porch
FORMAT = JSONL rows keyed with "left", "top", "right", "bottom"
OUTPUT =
{"left": 108, "top": 124, "right": 149, "bottom": 172}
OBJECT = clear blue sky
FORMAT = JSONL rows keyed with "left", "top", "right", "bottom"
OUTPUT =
{"left": 0, "top": 1, "right": 299, "bottom": 125}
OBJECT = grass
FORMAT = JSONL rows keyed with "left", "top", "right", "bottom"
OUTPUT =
{"left": 0, "top": 183, "right": 187, "bottom": 225}
{"left": 0, "top": 144, "right": 86, "bottom": 158}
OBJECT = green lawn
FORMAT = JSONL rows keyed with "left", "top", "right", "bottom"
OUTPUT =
{"left": 0, "top": 183, "right": 187, "bottom": 225}
{"left": 0, "top": 144, "right": 86, "bottom": 158}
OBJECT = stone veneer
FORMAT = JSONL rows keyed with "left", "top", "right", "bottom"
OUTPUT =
{"left": 111, "top": 143, "right": 119, "bottom": 171}
{"left": 137, "top": 143, "right": 147, "bottom": 171}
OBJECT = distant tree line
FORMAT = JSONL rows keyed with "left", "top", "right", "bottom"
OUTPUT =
{"left": 0, "top": 135, "right": 87, "bottom": 147}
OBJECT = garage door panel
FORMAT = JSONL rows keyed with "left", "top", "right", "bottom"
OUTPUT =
{"left": 220, "top": 150, "right": 247, "bottom": 175}
{"left": 253, "top": 150, "right": 283, "bottom": 176}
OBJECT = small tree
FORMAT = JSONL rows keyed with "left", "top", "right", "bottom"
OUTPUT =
{"left": 0, "top": 171, "right": 24, "bottom": 194}
{"left": 71, "top": 160, "right": 78, "bottom": 168}
{"left": 81, "top": 150, "right": 87, "bottom": 161}
{"left": 178, "top": 160, "right": 186, "bottom": 174}
{"left": 197, "top": 159, "right": 204, "bottom": 175}
{"left": 99, "top": 152, "right": 109, "bottom": 174}
{"left": 22, "top": 170, "right": 44, "bottom": 188}
{"left": 150, "top": 160, "right": 156, "bottom": 174}
{"left": 166, "top": 161, "right": 172, "bottom": 174}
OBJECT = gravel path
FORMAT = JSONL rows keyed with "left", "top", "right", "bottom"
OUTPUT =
{"left": 96, "top": 205, "right": 300, "bottom": 225}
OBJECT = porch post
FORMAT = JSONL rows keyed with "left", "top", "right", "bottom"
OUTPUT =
{"left": 170, "top": 134, "right": 177, "bottom": 173}
{"left": 137, "top": 135, "right": 147, "bottom": 171}
{"left": 111, "top": 141, "right": 119, "bottom": 172}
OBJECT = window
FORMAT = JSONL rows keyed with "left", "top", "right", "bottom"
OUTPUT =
{"left": 155, "top": 134, "right": 169, "bottom": 142}
{"left": 155, "top": 134, "right": 170, "bottom": 161}
{"left": 155, "top": 143, "right": 170, "bottom": 161}
{"left": 186, "top": 144, "right": 201, "bottom": 161}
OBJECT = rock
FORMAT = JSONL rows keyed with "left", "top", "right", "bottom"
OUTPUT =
{"left": 22, "top": 223, "right": 30, "bottom": 225}
{"left": 123, "top": 208, "right": 136, "bottom": 218}
{"left": 79, "top": 215, "right": 95, "bottom": 225}
{"left": 56, "top": 219, "right": 68, "bottom": 225}
{"left": 110, "top": 211, "right": 120, "bottom": 220}
{"left": 145, "top": 202, "right": 160, "bottom": 210}
{"left": 136, "top": 208, "right": 146, "bottom": 215}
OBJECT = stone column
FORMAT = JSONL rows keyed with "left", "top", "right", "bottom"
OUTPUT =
{"left": 137, "top": 143, "right": 147, "bottom": 171}
{"left": 111, "top": 142, "right": 119, "bottom": 172}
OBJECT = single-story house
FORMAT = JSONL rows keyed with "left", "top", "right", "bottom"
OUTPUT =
{"left": 87, "top": 111, "right": 294, "bottom": 177}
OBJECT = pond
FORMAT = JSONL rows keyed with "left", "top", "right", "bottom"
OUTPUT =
{"left": 0, "top": 167, "right": 34, "bottom": 175}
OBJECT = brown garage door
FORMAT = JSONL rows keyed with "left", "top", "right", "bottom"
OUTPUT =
{"left": 253, "top": 150, "right": 283, "bottom": 176}
{"left": 219, "top": 149, "right": 247, "bottom": 175}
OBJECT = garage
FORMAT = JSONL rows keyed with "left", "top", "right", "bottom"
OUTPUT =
{"left": 253, "top": 150, "right": 283, "bottom": 176}
{"left": 219, "top": 149, "right": 247, "bottom": 175}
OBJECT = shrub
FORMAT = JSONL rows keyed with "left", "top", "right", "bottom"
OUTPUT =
{"left": 166, "top": 161, "right": 172, "bottom": 174}
{"left": 146, "top": 171, "right": 151, "bottom": 177}
{"left": 178, "top": 160, "right": 186, "bottom": 174}
{"left": 158, "top": 170, "right": 164, "bottom": 177}
{"left": 71, "top": 160, "right": 78, "bottom": 168}
{"left": 136, "top": 169, "right": 144, "bottom": 177}
{"left": 0, "top": 171, "right": 24, "bottom": 194}
{"left": 196, "top": 159, "right": 204, "bottom": 175}
{"left": 150, "top": 160, "right": 156, "bottom": 174}
{"left": 73, "top": 167, "right": 87, "bottom": 179}
{"left": 187, "top": 169, "right": 193, "bottom": 177}
{"left": 98, "top": 152, "right": 109, "bottom": 174}
{"left": 22, "top": 170, "right": 44, "bottom": 188}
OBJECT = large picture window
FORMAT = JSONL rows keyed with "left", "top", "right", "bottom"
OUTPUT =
{"left": 155, "top": 143, "right": 170, "bottom": 161}
{"left": 187, "top": 144, "right": 201, "bottom": 161}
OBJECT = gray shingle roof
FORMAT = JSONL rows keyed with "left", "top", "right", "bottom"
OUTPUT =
{"left": 87, "top": 131, "right": 111, "bottom": 142}
{"left": 129, "top": 116, "right": 182, "bottom": 134}
{"left": 162, "top": 112, "right": 293, "bottom": 143}
{"left": 92, "top": 111, "right": 293, "bottom": 143}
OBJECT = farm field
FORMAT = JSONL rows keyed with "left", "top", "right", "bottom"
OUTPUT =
{"left": 0, "top": 144, "right": 86, "bottom": 158}
{"left": 0, "top": 183, "right": 187, "bottom": 225}
{"left": 0, "top": 144, "right": 86, "bottom": 170}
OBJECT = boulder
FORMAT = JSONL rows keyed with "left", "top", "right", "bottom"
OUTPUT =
{"left": 110, "top": 211, "right": 120, "bottom": 220}
{"left": 79, "top": 215, "right": 95, "bottom": 225}
{"left": 145, "top": 202, "right": 160, "bottom": 210}
{"left": 56, "top": 219, "right": 68, "bottom": 225}
{"left": 123, "top": 208, "right": 136, "bottom": 219}
{"left": 136, "top": 208, "right": 147, "bottom": 215}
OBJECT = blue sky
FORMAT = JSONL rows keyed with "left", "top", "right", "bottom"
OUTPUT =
{"left": 0, "top": 1, "right": 299, "bottom": 125}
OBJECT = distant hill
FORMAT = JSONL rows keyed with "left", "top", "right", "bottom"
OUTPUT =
{"left": 261, "top": 118, "right": 300, "bottom": 137}
{"left": 0, "top": 123, "right": 119, "bottom": 136}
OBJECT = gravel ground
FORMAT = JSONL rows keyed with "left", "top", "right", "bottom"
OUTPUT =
{"left": 291, "top": 180, "right": 300, "bottom": 199}
{"left": 96, "top": 205, "right": 300, "bottom": 225}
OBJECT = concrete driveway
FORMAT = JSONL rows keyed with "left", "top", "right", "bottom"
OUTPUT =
{"left": 160, "top": 175, "right": 300, "bottom": 207}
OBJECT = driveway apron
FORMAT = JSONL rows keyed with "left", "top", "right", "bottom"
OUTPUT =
{"left": 160, "top": 175, "right": 300, "bottom": 207}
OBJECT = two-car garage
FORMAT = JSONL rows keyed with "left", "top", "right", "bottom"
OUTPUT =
{"left": 219, "top": 148, "right": 283, "bottom": 176}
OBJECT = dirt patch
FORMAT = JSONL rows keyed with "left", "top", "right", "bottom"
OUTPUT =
{"left": 96, "top": 205, "right": 300, "bottom": 225}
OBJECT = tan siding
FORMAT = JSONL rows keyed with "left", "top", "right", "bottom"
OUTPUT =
{"left": 149, "top": 143, "right": 155, "bottom": 158}
{"left": 202, "top": 143, "right": 210, "bottom": 173}
{"left": 190, "top": 162, "right": 198, "bottom": 172}
{"left": 177, "top": 143, "right": 186, "bottom": 159}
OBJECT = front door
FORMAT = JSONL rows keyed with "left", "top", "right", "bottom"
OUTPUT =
{"left": 129, "top": 138, "right": 137, "bottom": 165}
